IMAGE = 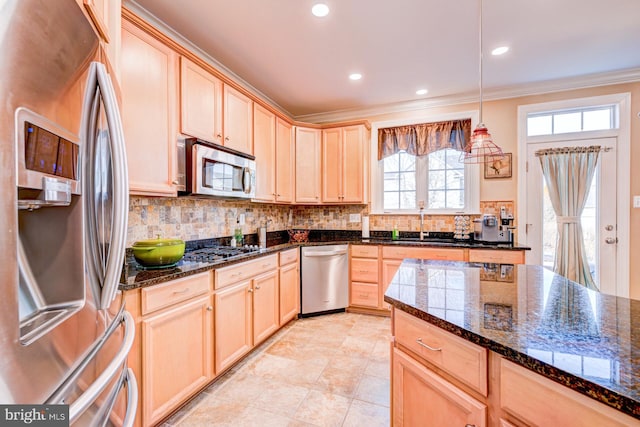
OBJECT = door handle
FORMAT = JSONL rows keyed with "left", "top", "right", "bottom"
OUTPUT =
{"left": 605, "top": 237, "right": 618, "bottom": 244}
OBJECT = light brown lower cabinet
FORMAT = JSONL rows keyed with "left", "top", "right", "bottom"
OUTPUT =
{"left": 142, "top": 296, "right": 213, "bottom": 425}
{"left": 252, "top": 270, "right": 280, "bottom": 344}
{"left": 214, "top": 280, "right": 253, "bottom": 374}
{"left": 391, "top": 308, "right": 640, "bottom": 427}
{"left": 392, "top": 347, "right": 487, "bottom": 426}
{"left": 279, "top": 248, "right": 300, "bottom": 324}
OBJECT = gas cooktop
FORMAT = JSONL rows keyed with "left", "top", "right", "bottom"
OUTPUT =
{"left": 182, "top": 245, "right": 261, "bottom": 263}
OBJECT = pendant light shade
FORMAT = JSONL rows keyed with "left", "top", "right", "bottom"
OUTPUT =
{"left": 460, "top": 0, "right": 504, "bottom": 164}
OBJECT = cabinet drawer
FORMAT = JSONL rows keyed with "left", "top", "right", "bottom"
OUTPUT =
{"left": 215, "top": 254, "right": 278, "bottom": 289}
{"left": 394, "top": 309, "right": 488, "bottom": 396}
{"left": 351, "top": 282, "right": 379, "bottom": 307}
{"left": 383, "top": 246, "right": 465, "bottom": 261}
{"left": 350, "top": 258, "right": 378, "bottom": 283}
{"left": 279, "top": 248, "right": 299, "bottom": 266}
{"left": 351, "top": 245, "right": 378, "bottom": 258}
{"left": 468, "top": 249, "right": 524, "bottom": 264}
{"left": 500, "top": 359, "right": 637, "bottom": 426}
{"left": 141, "top": 272, "right": 211, "bottom": 315}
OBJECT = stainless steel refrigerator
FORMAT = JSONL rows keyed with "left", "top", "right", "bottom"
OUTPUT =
{"left": 1, "top": 0, "right": 137, "bottom": 425}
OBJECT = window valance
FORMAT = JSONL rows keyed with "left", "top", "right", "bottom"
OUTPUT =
{"left": 377, "top": 119, "right": 471, "bottom": 160}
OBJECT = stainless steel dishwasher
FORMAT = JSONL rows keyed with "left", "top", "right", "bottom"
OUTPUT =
{"left": 300, "top": 244, "right": 349, "bottom": 317}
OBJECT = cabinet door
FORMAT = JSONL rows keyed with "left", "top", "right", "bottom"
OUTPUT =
{"left": 275, "top": 118, "right": 294, "bottom": 203}
{"left": 223, "top": 85, "right": 253, "bottom": 155}
{"left": 295, "top": 127, "right": 322, "bottom": 203}
{"left": 392, "top": 348, "right": 486, "bottom": 427}
{"left": 252, "top": 270, "right": 279, "bottom": 345}
{"left": 342, "top": 125, "right": 365, "bottom": 203}
{"left": 142, "top": 295, "right": 213, "bottom": 425}
{"left": 214, "top": 281, "right": 252, "bottom": 373}
{"left": 180, "top": 57, "right": 223, "bottom": 143}
{"left": 382, "top": 259, "right": 403, "bottom": 310}
{"left": 279, "top": 262, "right": 299, "bottom": 325}
{"left": 121, "top": 21, "right": 178, "bottom": 196}
{"left": 253, "top": 103, "right": 276, "bottom": 202}
{"left": 322, "top": 127, "right": 342, "bottom": 203}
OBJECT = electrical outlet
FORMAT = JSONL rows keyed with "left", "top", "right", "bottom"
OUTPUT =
{"left": 634, "top": 196, "right": 640, "bottom": 208}
{"left": 349, "top": 213, "right": 361, "bottom": 223}
{"left": 239, "top": 214, "right": 245, "bottom": 225}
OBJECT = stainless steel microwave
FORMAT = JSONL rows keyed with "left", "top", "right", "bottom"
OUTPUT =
{"left": 178, "top": 138, "right": 256, "bottom": 198}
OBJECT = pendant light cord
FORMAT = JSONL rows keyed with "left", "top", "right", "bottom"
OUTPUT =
{"left": 478, "top": 0, "right": 484, "bottom": 124}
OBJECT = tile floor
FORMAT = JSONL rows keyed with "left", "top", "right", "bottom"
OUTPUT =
{"left": 161, "top": 312, "right": 391, "bottom": 427}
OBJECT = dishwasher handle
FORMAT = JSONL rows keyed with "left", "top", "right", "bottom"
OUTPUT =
{"left": 303, "top": 250, "right": 347, "bottom": 257}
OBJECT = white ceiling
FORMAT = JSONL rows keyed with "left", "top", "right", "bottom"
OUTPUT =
{"left": 129, "top": 0, "right": 640, "bottom": 120}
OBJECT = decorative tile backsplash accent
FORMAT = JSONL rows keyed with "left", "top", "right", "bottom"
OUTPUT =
{"left": 127, "top": 196, "right": 515, "bottom": 246}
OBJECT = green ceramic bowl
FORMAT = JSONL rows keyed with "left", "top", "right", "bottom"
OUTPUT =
{"left": 132, "top": 236, "right": 185, "bottom": 267}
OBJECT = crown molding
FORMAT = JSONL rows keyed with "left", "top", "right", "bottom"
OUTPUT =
{"left": 124, "top": 0, "right": 293, "bottom": 120}
{"left": 295, "top": 67, "right": 640, "bottom": 124}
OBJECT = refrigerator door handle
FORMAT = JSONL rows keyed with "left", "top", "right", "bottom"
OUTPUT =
{"left": 122, "top": 368, "right": 139, "bottom": 427}
{"left": 83, "top": 61, "right": 129, "bottom": 310}
{"left": 68, "top": 311, "right": 135, "bottom": 423}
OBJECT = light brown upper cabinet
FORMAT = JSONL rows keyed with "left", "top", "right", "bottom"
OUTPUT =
{"left": 253, "top": 107, "right": 294, "bottom": 203}
{"left": 322, "top": 125, "right": 368, "bottom": 203}
{"left": 253, "top": 103, "right": 276, "bottom": 202}
{"left": 295, "top": 127, "right": 322, "bottom": 204}
{"left": 179, "top": 57, "right": 223, "bottom": 143}
{"left": 275, "top": 118, "right": 294, "bottom": 203}
{"left": 121, "top": 20, "right": 178, "bottom": 196}
{"left": 223, "top": 85, "right": 253, "bottom": 155}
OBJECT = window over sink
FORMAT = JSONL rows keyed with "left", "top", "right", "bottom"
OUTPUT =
{"left": 371, "top": 113, "right": 480, "bottom": 214}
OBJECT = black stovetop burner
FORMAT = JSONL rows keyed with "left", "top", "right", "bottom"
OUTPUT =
{"left": 182, "top": 245, "right": 260, "bottom": 262}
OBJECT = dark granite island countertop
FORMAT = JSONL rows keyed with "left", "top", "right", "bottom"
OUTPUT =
{"left": 384, "top": 259, "right": 639, "bottom": 420}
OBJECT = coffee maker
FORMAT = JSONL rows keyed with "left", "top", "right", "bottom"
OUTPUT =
{"left": 473, "top": 207, "right": 515, "bottom": 243}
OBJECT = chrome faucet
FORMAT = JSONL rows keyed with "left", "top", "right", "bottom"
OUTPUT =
{"left": 419, "top": 207, "right": 426, "bottom": 240}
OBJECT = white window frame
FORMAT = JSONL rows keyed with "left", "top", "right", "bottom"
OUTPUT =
{"left": 517, "top": 92, "right": 631, "bottom": 297}
{"left": 370, "top": 111, "right": 481, "bottom": 215}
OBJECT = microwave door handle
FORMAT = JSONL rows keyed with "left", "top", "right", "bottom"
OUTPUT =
{"left": 93, "top": 62, "right": 129, "bottom": 310}
{"left": 242, "top": 166, "right": 252, "bottom": 194}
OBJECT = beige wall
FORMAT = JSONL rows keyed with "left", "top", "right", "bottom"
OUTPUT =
{"left": 360, "top": 82, "right": 640, "bottom": 299}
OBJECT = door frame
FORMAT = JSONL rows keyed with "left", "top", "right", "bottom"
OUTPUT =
{"left": 517, "top": 93, "right": 631, "bottom": 297}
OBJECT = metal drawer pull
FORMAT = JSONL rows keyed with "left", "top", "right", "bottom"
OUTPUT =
{"left": 416, "top": 338, "right": 442, "bottom": 352}
{"left": 172, "top": 288, "right": 190, "bottom": 295}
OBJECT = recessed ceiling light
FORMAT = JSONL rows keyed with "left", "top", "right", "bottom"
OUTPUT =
{"left": 416, "top": 89, "right": 428, "bottom": 95}
{"left": 491, "top": 46, "right": 509, "bottom": 56}
{"left": 311, "top": 3, "right": 330, "bottom": 17}
{"left": 349, "top": 73, "right": 362, "bottom": 81}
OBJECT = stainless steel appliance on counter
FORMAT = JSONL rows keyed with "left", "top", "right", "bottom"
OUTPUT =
{"left": 473, "top": 208, "right": 516, "bottom": 243}
{"left": 300, "top": 245, "right": 349, "bottom": 317}
{"left": 1, "top": 1, "right": 137, "bottom": 425}
{"left": 177, "top": 138, "right": 256, "bottom": 198}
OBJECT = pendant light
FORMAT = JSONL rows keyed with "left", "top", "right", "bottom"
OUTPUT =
{"left": 460, "top": 0, "right": 504, "bottom": 164}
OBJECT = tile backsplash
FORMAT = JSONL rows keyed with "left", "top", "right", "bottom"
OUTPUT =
{"left": 127, "top": 196, "right": 515, "bottom": 246}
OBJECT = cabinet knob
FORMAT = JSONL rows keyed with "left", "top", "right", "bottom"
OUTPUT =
{"left": 206, "top": 306, "right": 213, "bottom": 311}
{"left": 248, "top": 288, "right": 253, "bottom": 293}
{"left": 465, "top": 425, "right": 476, "bottom": 427}
{"left": 225, "top": 137, "right": 230, "bottom": 141}
{"left": 255, "top": 285, "right": 261, "bottom": 290}
{"left": 216, "top": 133, "right": 222, "bottom": 139}
{"left": 172, "top": 180, "right": 180, "bottom": 185}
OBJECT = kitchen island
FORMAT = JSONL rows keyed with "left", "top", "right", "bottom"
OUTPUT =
{"left": 384, "top": 259, "right": 639, "bottom": 425}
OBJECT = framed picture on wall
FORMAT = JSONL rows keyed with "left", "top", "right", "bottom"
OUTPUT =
{"left": 484, "top": 153, "right": 512, "bottom": 179}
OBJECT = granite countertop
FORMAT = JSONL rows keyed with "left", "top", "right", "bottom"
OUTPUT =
{"left": 119, "top": 230, "right": 530, "bottom": 290}
{"left": 383, "top": 259, "right": 639, "bottom": 419}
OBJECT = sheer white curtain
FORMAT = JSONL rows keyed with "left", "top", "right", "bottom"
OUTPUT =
{"left": 535, "top": 146, "right": 600, "bottom": 290}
